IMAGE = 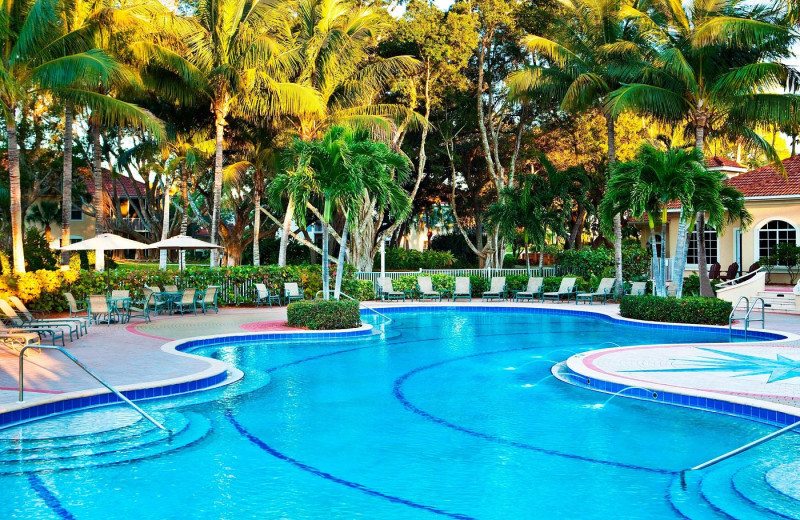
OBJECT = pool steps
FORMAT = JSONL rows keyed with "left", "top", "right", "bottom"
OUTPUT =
{"left": 0, "top": 411, "right": 209, "bottom": 475}
{"left": 732, "top": 462, "right": 800, "bottom": 519}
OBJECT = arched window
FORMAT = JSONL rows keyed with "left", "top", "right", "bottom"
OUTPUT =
{"left": 758, "top": 220, "right": 797, "bottom": 259}
{"left": 687, "top": 225, "right": 717, "bottom": 264}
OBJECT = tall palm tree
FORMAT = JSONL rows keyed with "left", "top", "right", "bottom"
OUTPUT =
{"left": 608, "top": 0, "right": 797, "bottom": 295}
{"left": 26, "top": 201, "right": 61, "bottom": 243}
{"left": 0, "top": 0, "right": 162, "bottom": 274}
{"left": 179, "top": 0, "right": 322, "bottom": 267}
{"left": 508, "top": 0, "right": 643, "bottom": 295}
{"left": 600, "top": 144, "right": 705, "bottom": 296}
{"left": 271, "top": 127, "right": 410, "bottom": 300}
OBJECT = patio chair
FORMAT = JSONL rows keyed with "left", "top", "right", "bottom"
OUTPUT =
{"left": 0, "top": 330, "right": 40, "bottom": 353}
{"left": 541, "top": 278, "right": 577, "bottom": 303}
{"left": 128, "top": 291, "right": 157, "bottom": 323}
{"left": 627, "top": 281, "right": 647, "bottom": 296}
{"left": 9, "top": 295, "right": 85, "bottom": 337}
{"left": 721, "top": 262, "right": 739, "bottom": 281}
{"left": 255, "top": 283, "right": 280, "bottom": 307}
{"left": 143, "top": 287, "right": 168, "bottom": 316}
{"left": 0, "top": 301, "right": 65, "bottom": 345}
{"left": 452, "top": 277, "right": 472, "bottom": 301}
{"left": 199, "top": 286, "right": 219, "bottom": 314}
{"left": 64, "top": 292, "right": 88, "bottom": 319}
{"left": 173, "top": 288, "right": 197, "bottom": 315}
{"left": 163, "top": 285, "right": 179, "bottom": 293}
{"left": 482, "top": 277, "right": 506, "bottom": 301}
{"left": 416, "top": 276, "right": 442, "bottom": 302}
{"left": 708, "top": 262, "right": 721, "bottom": 280}
{"left": 284, "top": 282, "right": 304, "bottom": 304}
{"left": 111, "top": 290, "right": 130, "bottom": 299}
{"left": 377, "top": 277, "right": 405, "bottom": 302}
{"left": 88, "top": 295, "right": 114, "bottom": 326}
{"left": 515, "top": 277, "right": 543, "bottom": 302}
{"left": 576, "top": 278, "right": 615, "bottom": 305}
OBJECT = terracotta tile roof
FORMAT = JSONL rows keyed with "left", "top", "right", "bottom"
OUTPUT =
{"left": 706, "top": 156, "right": 745, "bottom": 169}
{"left": 725, "top": 155, "right": 800, "bottom": 197}
{"left": 82, "top": 169, "right": 148, "bottom": 197}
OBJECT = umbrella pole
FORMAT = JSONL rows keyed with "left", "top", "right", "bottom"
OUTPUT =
{"left": 180, "top": 249, "right": 184, "bottom": 289}
{"left": 106, "top": 252, "right": 111, "bottom": 294}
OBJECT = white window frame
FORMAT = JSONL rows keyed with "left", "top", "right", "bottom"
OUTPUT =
{"left": 753, "top": 217, "right": 800, "bottom": 262}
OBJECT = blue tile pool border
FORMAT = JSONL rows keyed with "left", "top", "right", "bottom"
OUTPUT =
{"left": 556, "top": 364, "right": 800, "bottom": 428}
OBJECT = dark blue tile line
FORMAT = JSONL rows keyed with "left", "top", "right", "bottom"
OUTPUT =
{"left": 174, "top": 327, "right": 373, "bottom": 351}
{"left": 560, "top": 367, "right": 800, "bottom": 428}
{"left": 391, "top": 347, "right": 673, "bottom": 475}
{"left": 0, "top": 370, "right": 228, "bottom": 429}
{"left": 27, "top": 474, "right": 76, "bottom": 520}
{"left": 225, "top": 410, "right": 478, "bottom": 520}
{"left": 367, "top": 305, "right": 787, "bottom": 341}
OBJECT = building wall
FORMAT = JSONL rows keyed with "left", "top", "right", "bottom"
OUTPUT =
{"left": 638, "top": 198, "right": 800, "bottom": 284}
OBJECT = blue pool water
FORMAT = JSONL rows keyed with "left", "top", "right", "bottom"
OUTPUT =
{"left": 1, "top": 309, "right": 798, "bottom": 519}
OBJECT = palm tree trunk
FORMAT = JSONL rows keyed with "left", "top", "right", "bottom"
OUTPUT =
{"left": 7, "top": 111, "right": 25, "bottom": 274}
{"left": 92, "top": 122, "right": 104, "bottom": 235}
{"left": 334, "top": 215, "right": 349, "bottom": 299}
{"left": 253, "top": 186, "right": 262, "bottom": 267}
{"left": 159, "top": 176, "right": 171, "bottom": 270}
{"left": 322, "top": 220, "right": 330, "bottom": 301}
{"left": 693, "top": 122, "right": 715, "bottom": 297}
{"left": 606, "top": 113, "right": 624, "bottom": 297}
{"left": 61, "top": 102, "right": 73, "bottom": 268}
{"left": 524, "top": 231, "right": 531, "bottom": 277}
{"left": 180, "top": 165, "right": 189, "bottom": 270}
{"left": 210, "top": 100, "right": 227, "bottom": 267}
{"left": 278, "top": 196, "right": 295, "bottom": 267}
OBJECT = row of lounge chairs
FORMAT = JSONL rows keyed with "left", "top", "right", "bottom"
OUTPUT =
{"left": 378, "top": 276, "right": 648, "bottom": 304}
{"left": 0, "top": 296, "right": 90, "bottom": 351}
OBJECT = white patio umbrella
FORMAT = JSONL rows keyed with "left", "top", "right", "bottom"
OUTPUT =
{"left": 59, "top": 233, "right": 154, "bottom": 290}
{"left": 149, "top": 235, "right": 223, "bottom": 284}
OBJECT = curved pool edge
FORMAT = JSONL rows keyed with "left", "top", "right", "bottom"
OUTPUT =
{"left": 0, "top": 324, "right": 374, "bottom": 430}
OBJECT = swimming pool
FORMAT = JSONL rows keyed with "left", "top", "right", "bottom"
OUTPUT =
{"left": 1, "top": 308, "right": 798, "bottom": 519}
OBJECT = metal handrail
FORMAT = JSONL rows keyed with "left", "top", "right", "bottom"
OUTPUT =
{"left": 744, "top": 297, "right": 766, "bottom": 338}
{"left": 18, "top": 345, "right": 167, "bottom": 431}
{"left": 682, "top": 417, "right": 800, "bottom": 479}
{"left": 315, "top": 290, "right": 393, "bottom": 323}
{"left": 729, "top": 296, "right": 750, "bottom": 338}
{"left": 716, "top": 267, "right": 765, "bottom": 289}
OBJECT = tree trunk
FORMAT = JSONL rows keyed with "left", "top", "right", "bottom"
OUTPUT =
{"left": 606, "top": 113, "right": 624, "bottom": 297}
{"left": 210, "top": 99, "right": 227, "bottom": 267}
{"left": 7, "top": 112, "right": 25, "bottom": 274}
{"left": 278, "top": 196, "right": 295, "bottom": 267}
{"left": 524, "top": 231, "right": 531, "bottom": 277}
{"left": 322, "top": 217, "right": 330, "bottom": 301}
{"left": 92, "top": 122, "right": 104, "bottom": 235}
{"left": 159, "top": 175, "right": 171, "bottom": 270}
{"left": 61, "top": 102, "right": 73, "bottom": 268}
{"left": 253, "top": 187, "right": 262, "bottom": 266}
{"left": 334, "top": 215, "right": 349, "bottom": 299}
{"left": 180, "top": 165, "right": 189, "bottom": 269}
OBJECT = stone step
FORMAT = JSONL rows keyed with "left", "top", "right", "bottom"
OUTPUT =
{"left": 732, "top": 462, "right": 800, "bottom": 520}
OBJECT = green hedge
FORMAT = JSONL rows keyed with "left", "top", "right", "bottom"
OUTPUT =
{"left": 557, "top": 245, "right": 650, "bottom": 280}
{"left": 375, "top": 247, "right": 456, "bottom": 270}
{"left": 287, "top": 299, "right": 362, "bottom": 330}
{"left": 619, "top": 295, "right": 732, "bottom": 325}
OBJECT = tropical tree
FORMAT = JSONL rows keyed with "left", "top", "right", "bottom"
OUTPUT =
{"left": 26, "top": 200, "right": 61, "bottom": 243}
{"left": 0, "top": 0, "right": 163, "bottom": 273}
{"left": 608, "top": 0, "right": 798, "bottom": 295}
{"left": 271, "top": 127, "right": 411, "bottom": 300}
{"left": 508, "top": 0, "right": 645, "bottom": 295}
{"left": 600, "top": 144, "right": 705, "bottom": 296}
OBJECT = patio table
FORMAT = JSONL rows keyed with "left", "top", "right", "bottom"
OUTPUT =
{"left": 107, "top": 297, "right": 132, "bottom": 323}
{"left": 154, "top": 291, "right": 182, "bottom": 315}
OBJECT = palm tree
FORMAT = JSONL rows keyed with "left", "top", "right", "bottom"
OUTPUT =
{"left": 26, "top": 201, "right": 61, "bottom": 243}
{"left": 179, "top": 0, "right": 322, "bottom": 267}
{"left": 273, "top": 0, "right": 419, "bottom": 267}
{"left": 608, "top": 0, "right": 797, "bottom": 295}
{"left": 0, "top": 0, "right": 162, "bottom": 274}
{"left": 600, "top": 144, "right": 705, "bottom": 296}
{"left": 508, "top": 0, "right": 643, "bottom": 295}
{"left": 271, "top": 127, "right": 411, "bottom": 300}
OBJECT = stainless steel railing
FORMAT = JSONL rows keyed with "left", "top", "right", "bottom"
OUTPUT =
{"left": 18, "top": 344, "right": 166, "bottom": 431}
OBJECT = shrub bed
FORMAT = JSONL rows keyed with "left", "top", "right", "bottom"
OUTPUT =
{"left": 287, "top": 299, "right": 362, "bottom": 330}
{"left": 619, "top": 295, "right": 732, "bottom": 325}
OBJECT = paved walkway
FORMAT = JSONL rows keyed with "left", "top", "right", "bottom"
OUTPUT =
{"left": 1, "top": 301, "right": 799, "bottom": 422}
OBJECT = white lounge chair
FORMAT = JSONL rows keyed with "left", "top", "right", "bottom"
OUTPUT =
{"left": 541, "top": 278, "right": 577, "bottom": 303}
{"left": 416, "top": 276, "right": 442, "bottom": 301}
{"left": 482, "top": 277, "right": 506, "bottom": 301}
{"left": 576, "top": 278, "right": 615, "bottom": 304}
{"left": 378, "top": 277, "right": 405, "bottom": 301}
{"left": 515, "top": 277, "right": 543, "bottom": 302}
{"left": 453, "top": 277, "right": 471, "bottom": 301}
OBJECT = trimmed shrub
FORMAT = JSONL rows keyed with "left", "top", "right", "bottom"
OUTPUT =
{"left": 376, "top": 247, "right": 456, "bottom": 270}
{"left": 557, "top": 245, "right": 649, "bottom": 280}
{"left": 287, "top": 299, "right": 361, "bottom": 330}
{"left": 620, "top": 295, "right": 732, "bottom": 325}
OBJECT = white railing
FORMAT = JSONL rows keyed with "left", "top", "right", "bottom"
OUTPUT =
{"left": 716, "top": 267, "right": 765, "bottom": 289}
{"left": 354, "top": 267, "right": 557, "bottom": 290}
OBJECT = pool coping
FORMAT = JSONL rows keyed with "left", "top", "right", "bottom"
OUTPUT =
{"left": 0, "top": 304, "right": 796, "bottom": 430}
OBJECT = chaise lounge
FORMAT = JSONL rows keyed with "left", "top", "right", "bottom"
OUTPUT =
{"left": 541, "top": 277, "right": 577, "bottom": 303}
{"left": 515, "top": 277, "right": 543, "bottom": 302}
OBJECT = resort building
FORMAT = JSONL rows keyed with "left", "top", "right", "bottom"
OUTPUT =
{"left": 636, "top": 155, "right": 800, "bottom": 284}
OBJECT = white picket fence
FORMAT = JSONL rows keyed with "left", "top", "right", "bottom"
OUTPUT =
{"left": 354, "top": 267, "right": 557, "bottom": 290}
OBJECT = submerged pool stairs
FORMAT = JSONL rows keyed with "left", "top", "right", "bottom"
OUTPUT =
{"left": 0, "top": 409, "right": 210, "bottom": 475}
{"left": 670, "top": 457, "right": 800, "bottom": 519}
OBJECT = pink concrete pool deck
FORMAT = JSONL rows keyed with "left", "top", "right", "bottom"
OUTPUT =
{"left": 1, "top": 301, "right": 800, "bottom": 424}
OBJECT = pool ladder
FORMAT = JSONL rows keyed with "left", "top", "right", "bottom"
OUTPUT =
{"left": 17, "top": 344, "right": 167, "bottom": 431}
{"left": 729, "top": 296, "right": 765, "bottom": 339}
